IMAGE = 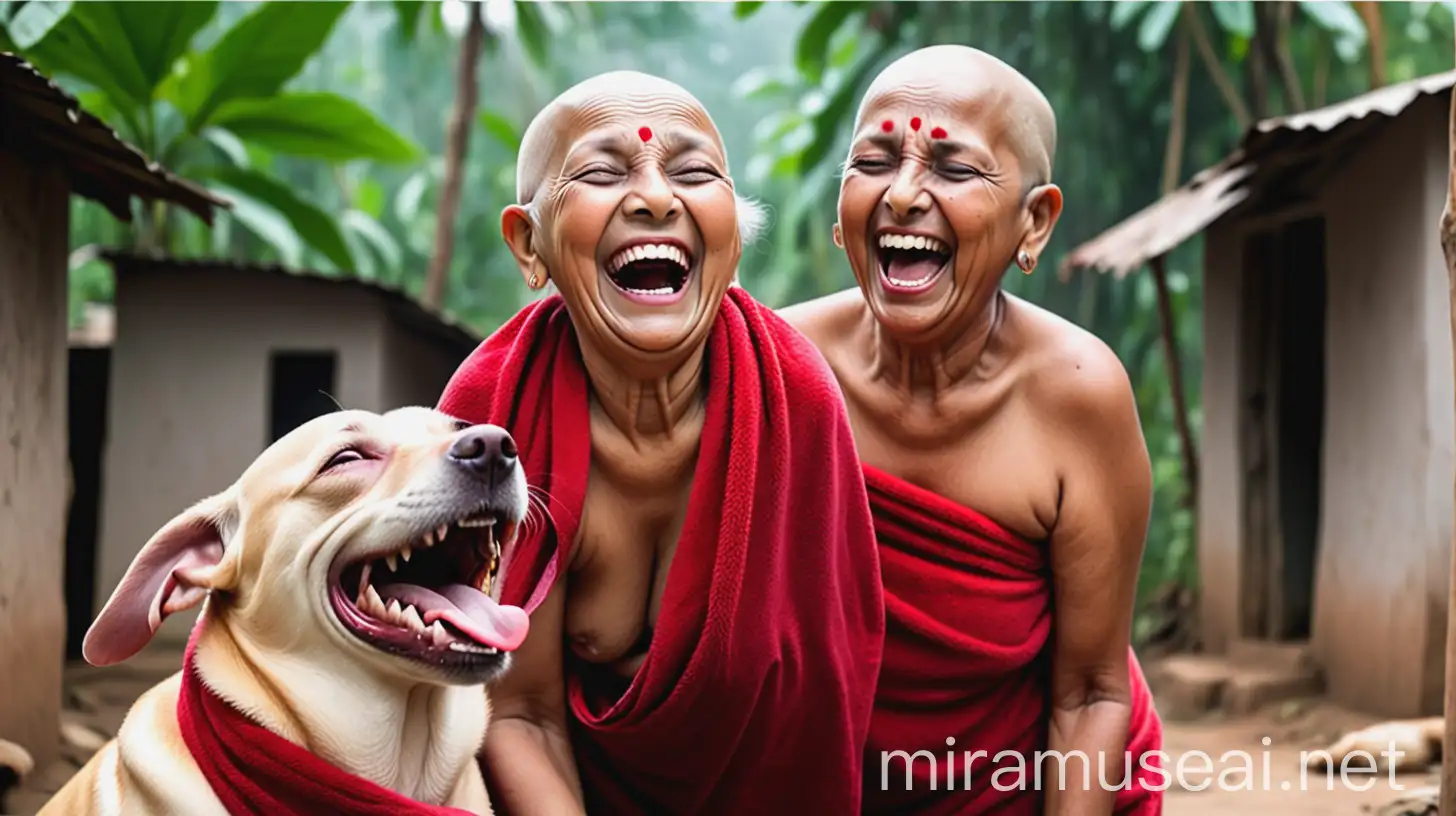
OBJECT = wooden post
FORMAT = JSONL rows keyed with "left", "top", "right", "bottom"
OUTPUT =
{"left": 1440, "top": 29, "right": 1456, "bottom": 816}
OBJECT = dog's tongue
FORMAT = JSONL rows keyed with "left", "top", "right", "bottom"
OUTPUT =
{"left": 376, "top": 583, "right": 529, "bottom": 652}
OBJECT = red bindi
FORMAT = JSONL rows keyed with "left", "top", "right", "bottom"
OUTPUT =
{"left": 910, "top": 116, "right": 921, "bottom": 131}
{"left": 638, "top": 126, "right": 653, "bottom": 142}
{"left": 880, "top": 119, "right": 894, "bottom": 133}
{"left": 930, "top": 126, "right": 947, "bottom": 140}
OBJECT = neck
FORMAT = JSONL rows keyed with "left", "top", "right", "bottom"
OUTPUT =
{"left": 578, "top": 340, "right": 707, "bottom": 443}
{"left": 866, "top": 290, "right": 1006, "bottom": 397}
{"left": 192, "top": 618, "right": 485, "bottom": 804}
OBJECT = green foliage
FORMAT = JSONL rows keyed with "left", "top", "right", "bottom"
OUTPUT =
{"left": 1, "top": 0, "right": 419, "bottom": 280}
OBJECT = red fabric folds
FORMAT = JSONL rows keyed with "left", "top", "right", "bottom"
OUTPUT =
{"left": 176, "top": 630, "right": 475, "bottom": 816}
{"left": 861, "top": 463, "right": 1164, "bottom": 815}
{"left": 436, "top": 288, "right": 885, "bottom": 814}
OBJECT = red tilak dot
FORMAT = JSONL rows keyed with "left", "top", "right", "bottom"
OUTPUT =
{"left": 930, "top": 126, "right": 947, "bottom": 140}
{"left": 638, "top": 126, "right": 653, "bottom": 142}
{"left": 880, "top": 119, "right": 894, "bottom": 133}
{"left": 910, "top": 116, "right": 922, "bottom": 131}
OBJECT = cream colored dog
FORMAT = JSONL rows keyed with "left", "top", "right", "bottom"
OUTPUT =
{"left": 1305, "top": 717, "right": 1444, "bottom": 774}
{"left": 41, "top": 407, "right": 531, "bottom": 815}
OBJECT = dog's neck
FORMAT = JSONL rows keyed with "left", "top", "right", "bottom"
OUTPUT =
{"left": 190, "top": 616, "right": 486, "bottom": 804}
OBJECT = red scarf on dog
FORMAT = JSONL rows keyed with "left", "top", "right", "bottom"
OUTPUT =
{"left": 436, "top": 288, "right": 885, "bottom": 813}
{"left": 176, "top": 629, "right": 476, "bottom": 815}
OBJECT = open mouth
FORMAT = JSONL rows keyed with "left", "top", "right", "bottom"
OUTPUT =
{"left": 328, "top": 508, "right": 529, "bottom": 671}
{"left": 875, "top": 232, "right": 953, "bottom": 294}
{"left": 605, "top": 241, "right": 694, "bottom": 305}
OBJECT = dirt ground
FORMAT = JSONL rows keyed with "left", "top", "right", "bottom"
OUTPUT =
{"left": 0, "top": 650, "right": 1444, "bottom": 815}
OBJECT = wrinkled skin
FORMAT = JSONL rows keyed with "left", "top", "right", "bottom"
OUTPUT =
{"left": 780, "top": 45, "right": 1153, "bottom": 815}
{"left": 486, "top": 71, "right": 752, "bottom": 816}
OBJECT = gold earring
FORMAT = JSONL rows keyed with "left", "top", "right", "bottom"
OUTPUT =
{"left": 528, "top": 273, "right": 539, "bottom": 288}
{"left": 1017, "top": 250, "right": 1034, "bottom": 274}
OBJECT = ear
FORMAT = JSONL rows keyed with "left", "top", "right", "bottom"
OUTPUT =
{"left": 832, "top": 222, "right": 843, "bottom": 248}
{"left": 501, "top": 204, "right": 547, "bottom": 289}
{"left": 1018, "top": 183, "right": 1064, "bottom": 263}
{"left": 82, "top": 495, "right": 238, "bottom": 666}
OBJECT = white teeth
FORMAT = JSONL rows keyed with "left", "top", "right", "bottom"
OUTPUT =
{"left": 459, "top": 516, "right": 496, "bottom": 528}
{"left": 608, "top": 242, "right": 690, "bottom": 274}
{"left": 448, "top": 642, "right": 499, "bottom": 655}
{"left": 877, "top": 233, "right": 949, "bottom": 255}
{"left": 387, "top": 599, "right": 402, "bottom": 620}
{"left": 423, "top": 529, "right": 436, "bottom": 546}
{"left": 357, "top": 562, "right": 373, "bottom": 598}
{"left": 436, "top": 525, "right": 449, "bottom": 542}
{"left": 428, "top": 621, "right": 449, "bottom": 645}
{"left": 361, "top": 585, "right": 385, "bottom": 617}
{"left": 400, "top": 545, "right": 412, "bottom": 563}
{"left": 401, "top": 605, "right": 424, "bottom": 632}
{"left": 384, "top": 554, "right": 398, "bottom": 572}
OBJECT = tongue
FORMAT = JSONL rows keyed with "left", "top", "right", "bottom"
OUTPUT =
{"left": 376, "top": 583, "right": 529, "bottom": 652}
{"left": 886, "top": 252, "right": 944, "bottom": 284}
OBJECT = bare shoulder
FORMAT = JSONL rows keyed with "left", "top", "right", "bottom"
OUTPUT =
{"left": 774, "top": 288, "right": 864, "bottom": 362}
{"left": 1005, "top": 295, "right": 1142, "bottom": 439}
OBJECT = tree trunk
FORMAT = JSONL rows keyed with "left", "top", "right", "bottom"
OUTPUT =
{"left": 1272, "top": 1, "right": 1306, "bottom": 113}
{"left": 422, "top": 0, "right": 485, "bottom": 311}
{"left": 1182, "top": 2, "right": 1251, "bottom": 129}
{"left": 1151, "top": 22, "right": 1199, "bottom": 510}
{"left": 1248, "top": 3, "right": 1274, "bottom": 119}
{"left": 1357, "top": 1, "right": 1387, "bottom": 89}
{"left": 1439, "top": 30, "right": 1456, "bottom": 816}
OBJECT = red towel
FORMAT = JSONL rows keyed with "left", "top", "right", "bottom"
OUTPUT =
{"left": 861, "top": 463, "right": 1164, "bottom": 815}
{"left": 175, "top": 628, "right": 476, "bottom": 815}
{"left": 436, "top": 287, "right": 885, "bottom": 814}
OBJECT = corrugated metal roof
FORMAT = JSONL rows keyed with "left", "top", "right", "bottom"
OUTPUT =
{"left": 1062, "top": 69, "right": 1456, "bottom": 277}
{"left": 0, "top": 52, "right": 227, "bottom": 224}
{"left": 100, "top": 251, "right": 483, "bottom": 354}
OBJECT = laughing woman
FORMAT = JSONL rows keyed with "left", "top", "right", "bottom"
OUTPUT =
{"left": 435, "top": 70, "right": 885, "bottom": 815}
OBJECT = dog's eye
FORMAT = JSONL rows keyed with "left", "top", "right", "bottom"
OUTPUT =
{"left": 322, "top": 449, "right": 366, "bottom": 472}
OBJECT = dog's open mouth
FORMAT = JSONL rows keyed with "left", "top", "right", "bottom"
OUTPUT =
{"left": 329, "top": 509, "right": 528, "bottom": 667}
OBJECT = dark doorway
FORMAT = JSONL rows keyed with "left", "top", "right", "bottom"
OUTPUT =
{"left": 268, "top": 351, "right": 338, "bottom": 444}
{"left": 1239, "top": 216, "right": 1327, "bottom": 641}
{"left": 65, "top": 347, "right": 110, "bottom": 658}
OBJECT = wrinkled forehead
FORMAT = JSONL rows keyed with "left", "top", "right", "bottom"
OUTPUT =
{"left": 854, "top": 73, "right": 1016, "bottom": 142}
{"left": 519, "top": 87, "right": 729, "bottom": 203}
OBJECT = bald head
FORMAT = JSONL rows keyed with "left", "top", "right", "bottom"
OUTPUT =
{"left": 858, "top": 45, "right": 1056, "bottom": 189}
{"left": 513, "top": 70, "right": 765, "bottom": 243}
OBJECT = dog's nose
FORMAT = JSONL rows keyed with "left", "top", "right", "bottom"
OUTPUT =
{"left": 448, "top": 425, "right": 518, "bottom": 486}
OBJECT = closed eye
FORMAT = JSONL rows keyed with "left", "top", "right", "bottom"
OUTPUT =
{"left": 320, "top": 448, "right": 369, "bottom": 474}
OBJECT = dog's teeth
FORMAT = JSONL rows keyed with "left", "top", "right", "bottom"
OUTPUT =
{"left": 362, "top": 585, "right": 385, "bottom": 617}
{"left": 436, "top": 525, "right": 449, "bottom": 542}
{"left": 386, "top": 599, "right": 402, "bottom": 621}
{"left": 423, "top": 529, "right": 436, "bottom": 546}
{"left": 400, "top": 545, "right": 412, "bottom": 563}
{"left": 385, "top": 554, "right": 398, "bottom": 572}
{"left": 402, "top": 605, "right": 425, "bottom": 632}
{"left": 447, "top": 642, "right": 500, "bottom": 655}
{"left": 358, "top": 563, "right": 372, "bottom": 598}
{"left": 428, "top": 621, "right": 449, "bottom": 645}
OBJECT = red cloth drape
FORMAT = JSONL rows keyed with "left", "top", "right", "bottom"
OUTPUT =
{"left": 176, "top": 628, "right": 476, "bottom": 815}
{"left": 861, "top": 463, "right": 1164, "bottom": 815}
{"left": 437, "top": 288, "right": 885, "bottom": 814}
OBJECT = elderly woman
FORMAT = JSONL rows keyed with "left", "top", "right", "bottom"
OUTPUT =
{"left": 782, "top": 46, "right": 1164, "bottom": 815}
{"left": 436, "top": 71, "right": 884, "bottom": 815}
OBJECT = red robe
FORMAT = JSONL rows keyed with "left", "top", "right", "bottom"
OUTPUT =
{"left": 436, "top": 288, "right": 885, "bottom": 814}
{"left": 861, "top": 463, "right": 1164, "bottom": 815}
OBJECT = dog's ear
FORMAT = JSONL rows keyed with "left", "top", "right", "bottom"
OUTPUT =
{"left": 83, "top": 494, "right": 238, "bottom": 666}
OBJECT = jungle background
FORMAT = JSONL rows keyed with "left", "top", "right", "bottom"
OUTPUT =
{"left": 3, "top": 0, "right": 1451, "bottom": 646}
